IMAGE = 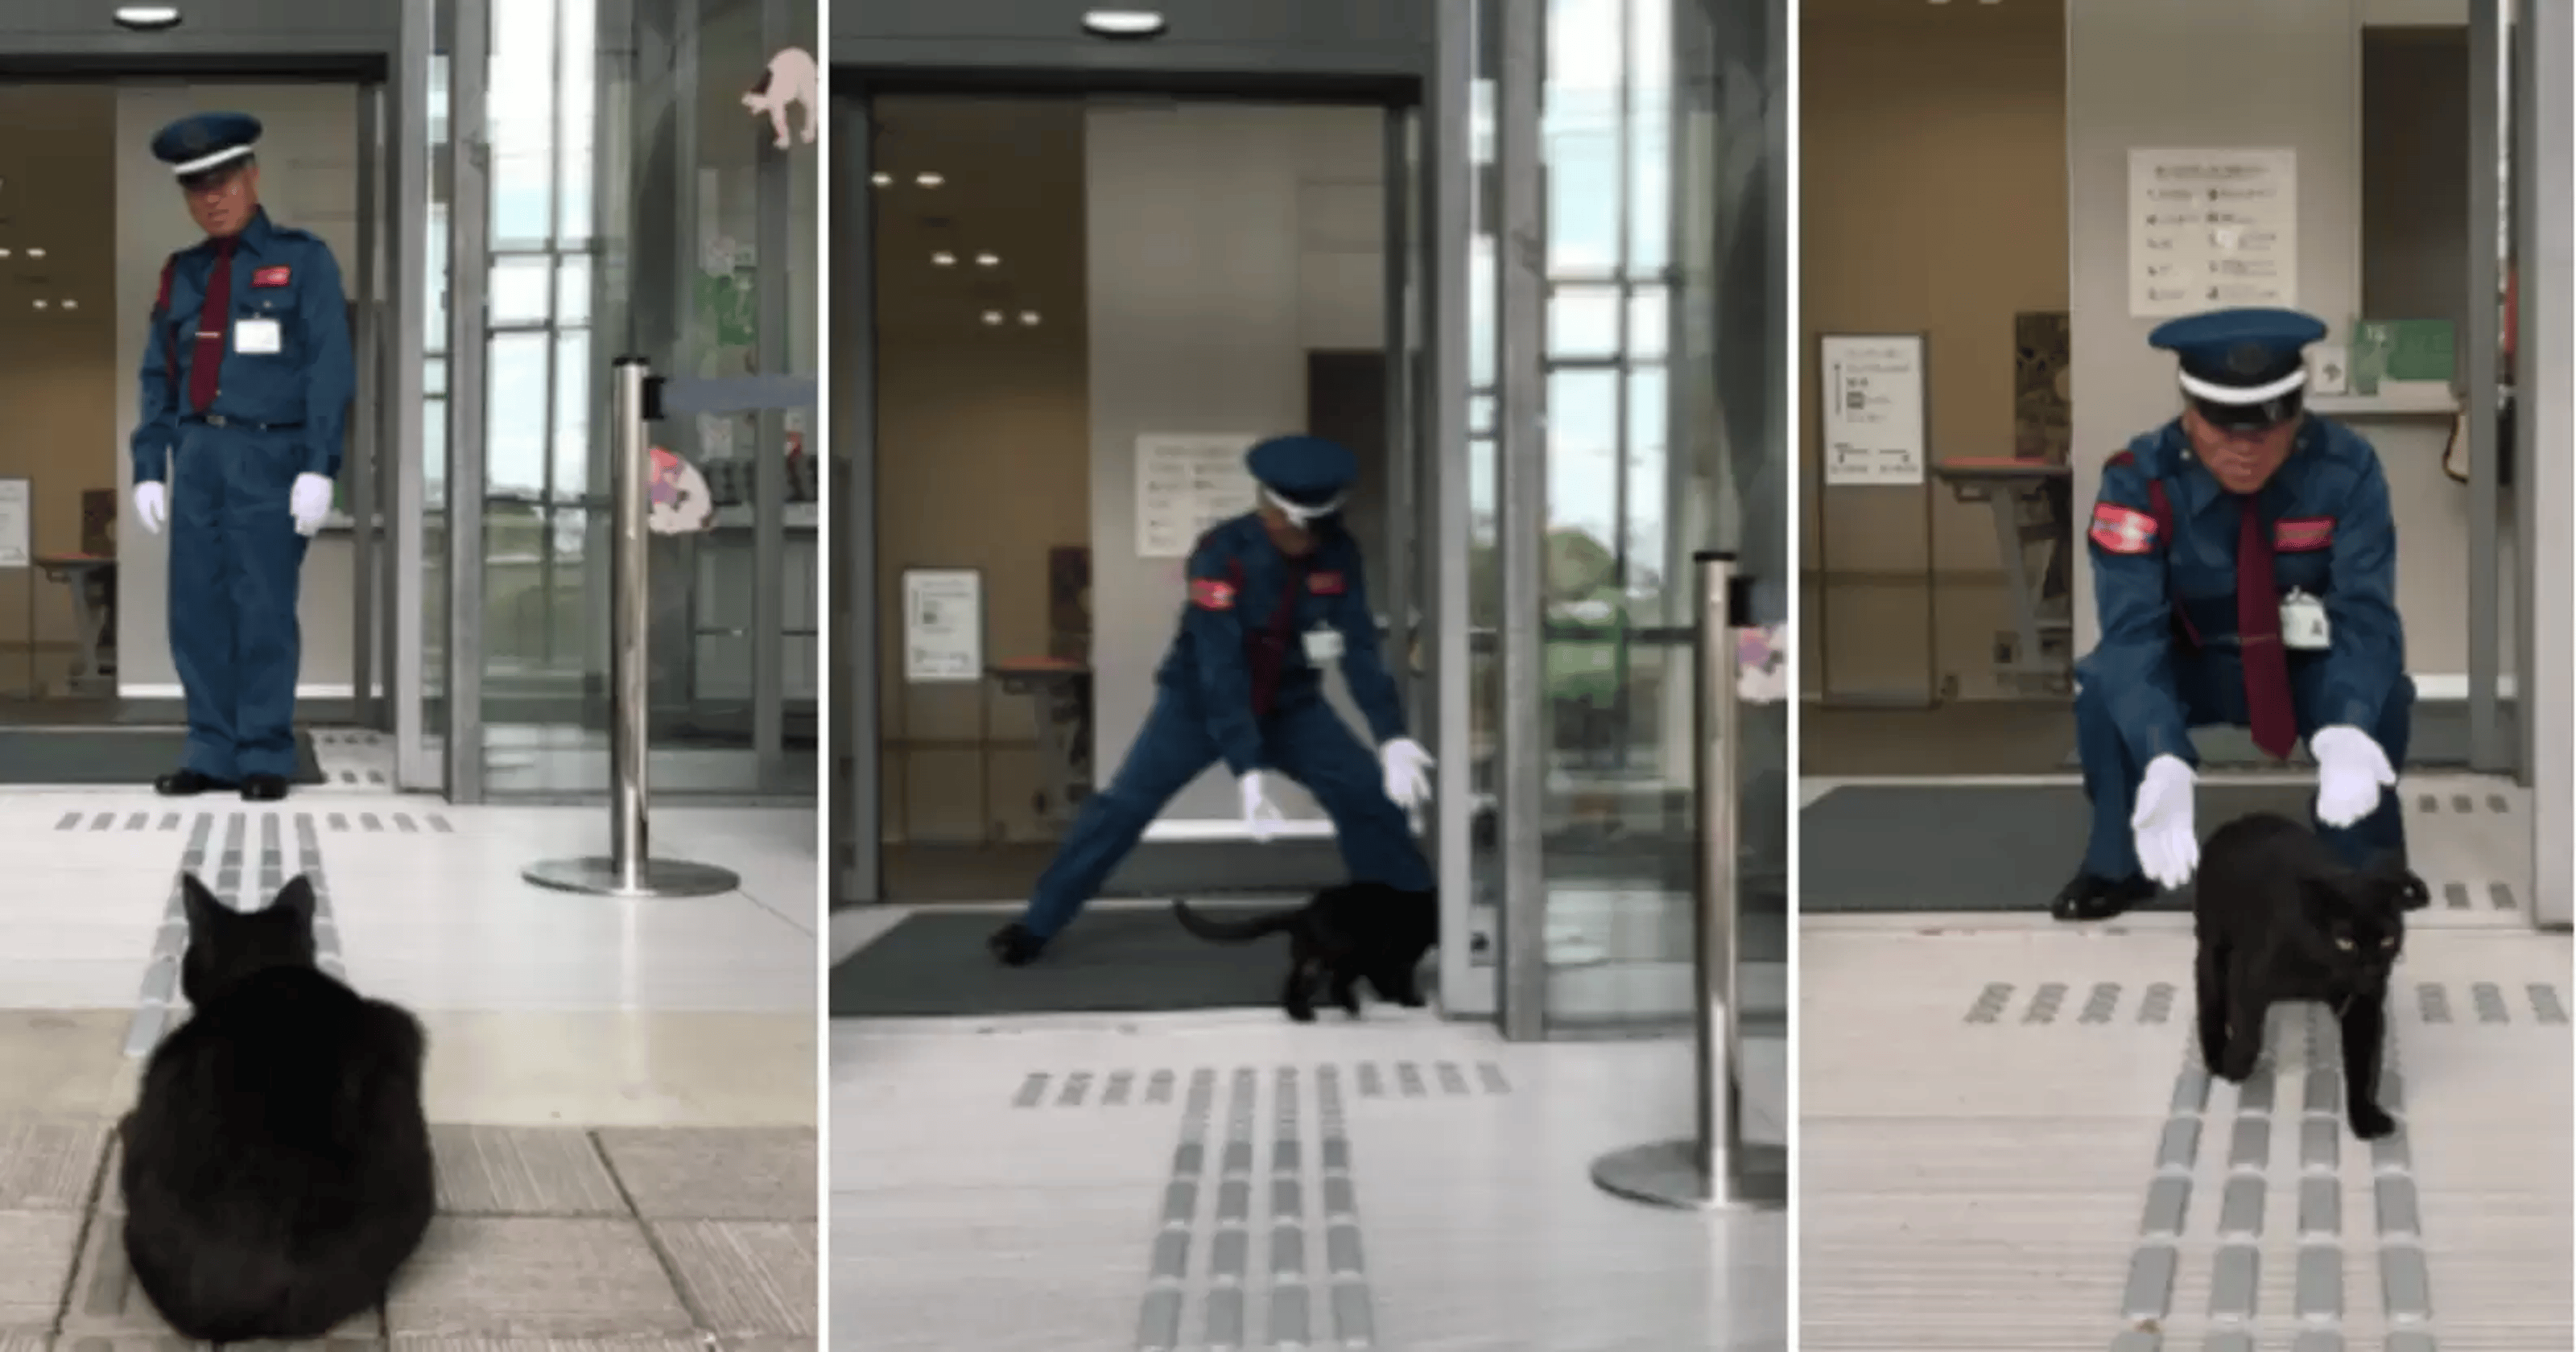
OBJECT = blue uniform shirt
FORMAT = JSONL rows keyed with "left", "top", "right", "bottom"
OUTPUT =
{"left": 2083, "top": 414, "right": 2405, "bottom": 766}
{"left": 1158, "top": 513, "right": 1408, "bottom": 777}
{"left": 131, "top": 208, "right": 354, "bottom": 486}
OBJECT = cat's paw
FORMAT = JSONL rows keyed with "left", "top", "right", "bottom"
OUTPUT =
{"left": 1397, "top": 992, "right": 1427, "bottom": 1008}
{"left": 2347, "top": 1103, "right": 2398, "bottom": 1140}
{"left": 2213, "top": 1052, "right": 2260, "bottom": 1084}
{"left": 1286, "top": 1004, "right": 1317, "bottom": 1024}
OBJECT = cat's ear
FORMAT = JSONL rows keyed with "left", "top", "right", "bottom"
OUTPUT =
{"left": 2375, "top": 863, "right": 2432, "bottom": 913}
{"left": 270, "top": 875, "right": 320, "bottom": 930}
{"left": 178, "top": 873, "right": 225, "bottom": 934}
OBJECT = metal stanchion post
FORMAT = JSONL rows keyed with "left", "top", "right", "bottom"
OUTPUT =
{"left": 523, "top": 357, "right": 741, "bottom": 899}
{"left": 1588, "top": 551, "right": 1786, "bottom": 1210}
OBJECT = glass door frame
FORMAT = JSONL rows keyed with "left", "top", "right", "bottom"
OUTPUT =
{"left": 831, "top": 0, "right": 1488, "bottom": 1014}
{"left": 438, "top": 0, "right": 818, "bottom": 803}
{"left": 0, "top": 41, "right": 420, "bottom": 777}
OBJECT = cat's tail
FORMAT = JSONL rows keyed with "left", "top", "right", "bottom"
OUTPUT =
{"left": 1170, "top": 898, "right": 1299, "bottom": 943}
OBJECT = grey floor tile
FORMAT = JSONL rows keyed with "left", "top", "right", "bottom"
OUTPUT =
{"left": 0, "top": 1329, "right": 51, "bottom": 1352}
{"left": 389, "top": 1342, "right": 700, "bottom": 1352}
{"left": 60, "top": 1210, "right": 384, "bottom": 1341}
{"left": 0, "top": 1117, "right": 110, "bottom": 1210}
{"left": 650, "top": 1221, "right": 815, "bottom": 1338}
{"left": 595, "top": 1129, "right": 815, "bottom": 1220}
{"left": 429, "top": 1127, "right": 627, "bottom": 1217}
{"left": 385, "top": 1218, "right": 695, "bottom": 1339}
{"left": 0, "top": 1210, "right": 86, "bottom": 1325}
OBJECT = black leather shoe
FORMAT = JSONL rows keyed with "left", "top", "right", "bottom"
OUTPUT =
{"left": 2050, "top": 872, "right": 2158, "bottom": 922}
{"left": 988, "top": 922, "right": 1045, "bottom": 967}
{"left": 154, "top": 769, "right": 236, "bottom": 797}
{"left": 240, "top": 774, "right": 290, "bottom": 802}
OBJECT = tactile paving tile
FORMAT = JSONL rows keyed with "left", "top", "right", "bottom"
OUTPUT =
{"left": 378, "top": 1339, "right": 703, "bottom": 1352}
{"left": 385, "top": 1217, "right": 696, "bottom": 1339}
{"left": 648, "top": 1220, "right": 817, "bottom": 1338}
{"left": 431, "top": 1127, "right": 630, "bottom": 1218}
{"left": 0, "top": 1210, "right": 82, "bottom": 1325}
{"left": 594, "top": 1128, "right": 817, "bottom": 1220}
{"left": 1013, "top": 1060, "right": 1514, "bottom": 1107}
{"left": 60, "top": 1202, "right": 385, "bottom": 1340}
{"left": 0, "top": 1117, "right": 110, "bottom": 1210}
{"left": 1964, "top": 980, "right": 2574, "bottom": 1028}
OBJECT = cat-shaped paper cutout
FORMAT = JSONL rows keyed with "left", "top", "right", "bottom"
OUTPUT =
{"left": 744, "top": 47, "right": 819, "bottom": 149}
{"left": 649, "top": 447, "right": 716, "bottom": 535}
{"left": 1736, "top": 624, "right": 1787, "bottom": 704}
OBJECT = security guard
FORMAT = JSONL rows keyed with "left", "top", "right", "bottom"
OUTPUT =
{"left": 2054, "top": 307, "right": 2410, "bottom": 921}
{"left": 130, "top": 113, "right": 353, "bottom": 802}
{"left": 989, "top": 435, "right": 1439, "bottom": 966}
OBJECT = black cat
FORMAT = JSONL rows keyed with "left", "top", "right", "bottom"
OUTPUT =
{"left": 121, "top": 875, "right": 436, "bottom": 1342}
{"left": 1172, "top": 883, "right": 1439, "bottom": 1022}
{"left": 2191, "top": 813, "right": 2427, "bottom": 1140}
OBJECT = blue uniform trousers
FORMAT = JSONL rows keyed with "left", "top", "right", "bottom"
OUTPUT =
{"left": 2075, "top": 653, "right": 2413, "bottom": 880}
{"left": 167, "top": 422, "right": 312, "bottom": 781}
{"left": 1020, "top": 685, "right": 1435, "bottom": 941}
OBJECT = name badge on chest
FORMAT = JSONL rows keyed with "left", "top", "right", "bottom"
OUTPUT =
{"left": 234, "top": 318, "right": 283, "bottom": 355}
{"left": 1302, "top": 626, "right": 1344, "bottom": 664}
{"left": 2281, "top": 588, "right": 2330, "bottom": 650}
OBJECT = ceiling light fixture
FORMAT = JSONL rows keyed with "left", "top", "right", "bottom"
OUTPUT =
{"left": 931, "top": 251, "right": 956, "bottom": 266}
{"left": 113, "top": 5, "right": 183, "bottom": 31}
{"left": 1082, "top": 10, "right": 1168, "bottom": 39}
{"left": 1019, "top": 311, "right": 1041, "bottom": 326}
{"left": 975, "top": 252, "right": 1000, "bottom": 267}
{"left": 0, "top": 249, "right": 13, "bottom": 258}
{"left": 26, "top": 247, "right": 44, "bottom": 258}
{"left": 61, "top": 299, "right": 76, "bottom": 310}
{"left": 871, "top": 171, "right": 891, "bottom": 187}
{"left": 916, "top": 171, "right": 944, "bottom": 187}
{"left": 981, "top": 311, "right": 1005, "bottom": 326}
{"left": 30, "top": 299, "right": 45, "bottom": 310}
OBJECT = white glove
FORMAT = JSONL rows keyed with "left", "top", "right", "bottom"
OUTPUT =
{"left": 2310, "top": 725, "right": 2397, "bottom": 828}
{"left": 131, "top": 482, "right": 166, "bottom": 535}
{"left": 289, "top": 473, "right": 334, "bottom": 537}
{"left": 1380, "top": 737, "right": 1435, "bottom": 809}
{"left": 2131, "top": 753, "right": 2199, "bottom": 889}
{"left": 1238, "top": 771, "right": 1286, "bottom": 843}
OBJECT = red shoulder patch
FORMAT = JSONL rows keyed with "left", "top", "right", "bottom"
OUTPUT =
{"left": 2274, "top": 517, "right": 2334, "bottom": 553}
{"left": 252, "top": 266, "right": 292, "bottom": 288}
{"left": 1190, "top": 579, "right": 1236, "bottom": 611}
{"left": 2089, "top": 502, "right": 2160, "bottom": 555}
{"left": 1309, "top": 571, "right": 1346, "bottom": 596}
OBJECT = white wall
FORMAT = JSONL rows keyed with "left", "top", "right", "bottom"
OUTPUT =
{"left": 2066, "top": 0, "right": 2508, "bottom": 686}
{"left": 116, "top": 82, "right": 363, "bottom": 699}
{"left": 1084, "top": 102, "right": 1386, "bottom": 823}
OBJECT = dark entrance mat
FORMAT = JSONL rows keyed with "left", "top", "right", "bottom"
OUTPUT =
{"left": 1799, "top": 781, "right": 2323, "bottom": 913}
{"left": 0, "top": 728, "right": 324, "bottom": 785}
{"left": 832, "top": 902, "right": 1327, "bottom": 1018}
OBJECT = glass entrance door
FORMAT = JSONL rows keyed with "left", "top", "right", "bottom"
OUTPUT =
{"left": 438, "top": 0, "right": 821, "bottom": 802}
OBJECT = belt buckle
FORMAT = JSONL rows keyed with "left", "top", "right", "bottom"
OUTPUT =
{"left": 204, "top": 414, "right": 229, "bottom": 428}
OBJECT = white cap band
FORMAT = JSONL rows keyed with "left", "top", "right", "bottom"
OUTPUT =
{"left": 1262, "top": 485, "right": 1346, "bottom": 525}
{"left": 2178, "top": 366, "right": 2306, "bottom": 406}
{"left": 172, "top": 144, "right": 252, "bottom": 176}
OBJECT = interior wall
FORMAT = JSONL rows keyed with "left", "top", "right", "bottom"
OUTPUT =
{"left": 0, "top": 85, "right": 119, "bottom": 693}
{"left": 2067, "top": 0, "right": 2499, "bottom": 686}
{"left": 1798, "top": 0, "right": 2068, "bottom": 701}
{"left": 116, "top": 81, "right": 361, "bottom": 698}
{"left": 1087, "top": 101, "right": 1386, "bottom": 824}
{"left": 873, "top": 99, "right": 1093, "bottom": 844}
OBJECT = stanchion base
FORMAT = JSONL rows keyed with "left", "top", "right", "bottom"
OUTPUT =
{"left": 1589, "top": 1139, "right": 1787, "bottom": 1212}
{"left": 521, "top": 856, "right": 741, "bottom": 899}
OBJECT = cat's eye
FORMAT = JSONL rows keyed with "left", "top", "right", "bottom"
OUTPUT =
{"left": 2334, "top": 936, "right": 2355, "bottom": 950}
{"left": 2380, "top": 937, "right": 2397, "bottom": 948}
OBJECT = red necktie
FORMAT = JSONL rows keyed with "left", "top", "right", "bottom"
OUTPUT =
{"left": 188, "top": 237, "right": 235, "bottom": 413}
{"left": 2236, "top": 497, "right": 2296, "bottom": 759}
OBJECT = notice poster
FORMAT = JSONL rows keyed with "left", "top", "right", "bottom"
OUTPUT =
{"left": 2128, "top": 147, "right": 2298, "bottom": 316}
{"left": 1818, "top": 335, "right": 1927, "bottom": 487}
{"left": 1134, "top": 434, "right": 1261, "bottom": 559}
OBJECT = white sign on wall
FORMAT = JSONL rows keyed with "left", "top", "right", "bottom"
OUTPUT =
{"left": 1134, "top": 434, "right": 1263, "bottom": 559}
{"left": 0, "top": 478, "right": 29, "bottom": 569}
{"left": 1818, "top": 335, "right": 1927, "bottom": 487}
{"left": 2128, "top": 147, "right": 2299, "bottom": 317}
{"left": 901, "top": 567, "right": 984, "bottom": 683}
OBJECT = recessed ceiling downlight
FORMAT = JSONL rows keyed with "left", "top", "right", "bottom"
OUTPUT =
{"left": 1082, "top": 10, "right": 1166, "bottom": 39}
{"left": 114, "top": 6, "right": 183, "bottom": 31}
